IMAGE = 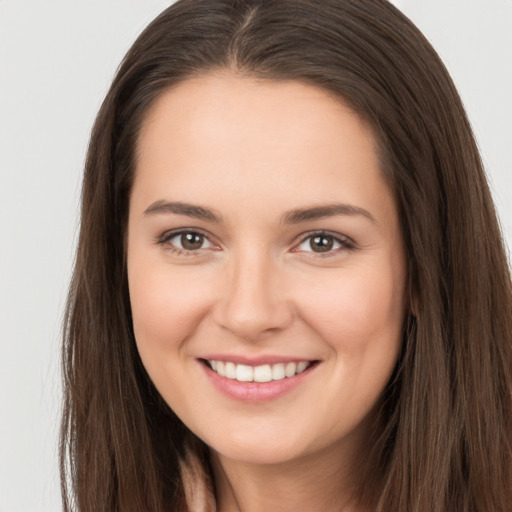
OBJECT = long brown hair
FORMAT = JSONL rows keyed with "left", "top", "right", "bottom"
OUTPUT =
{"left": 60, "top": 1, "right": 512, "bottom": 510}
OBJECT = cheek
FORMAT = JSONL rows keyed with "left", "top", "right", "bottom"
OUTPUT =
{"left": 128, "top": 262, "right": 213, "bottom": 360}
{"left": 127, "top": 262, "right": 219, "bottom": 415}
{"left": 297, "top": 264, "right": 405, "bottom": 425}
{"left": 297, "top": 264, "right": 405, "bottom": 353}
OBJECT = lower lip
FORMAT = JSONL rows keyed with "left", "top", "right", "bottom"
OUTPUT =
{"left": 199, "top": 361, "right": 317, "bottom": 403}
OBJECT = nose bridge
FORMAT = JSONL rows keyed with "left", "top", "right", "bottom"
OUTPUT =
{"left": 215, "top": 244, "right": 291, "bottom": 340}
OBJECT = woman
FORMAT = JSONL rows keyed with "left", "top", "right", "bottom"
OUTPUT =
{"left": 60, "top": 0, "right": 512, "bottom": 510}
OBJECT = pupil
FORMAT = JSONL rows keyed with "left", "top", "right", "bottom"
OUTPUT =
{"left": 181, "top": 233, "right": 203, "bottom": 250}
{"left": 311, "top": 235, "right": 333, "bottom": 252}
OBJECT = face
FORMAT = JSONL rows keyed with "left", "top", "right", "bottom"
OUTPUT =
{"left": 127, "top": 74, "right": 407, "bottom": 467}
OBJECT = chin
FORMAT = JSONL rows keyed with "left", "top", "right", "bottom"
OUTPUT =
{"left": 212, "top": 442, "right": 301, "bottom": 466}
{"left": 202, "top": 424, "right": 321, "bottom": 467}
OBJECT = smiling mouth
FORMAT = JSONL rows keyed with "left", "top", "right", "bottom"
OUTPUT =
{"left": 202, "top": 359, "right": 318, "bottom": 383}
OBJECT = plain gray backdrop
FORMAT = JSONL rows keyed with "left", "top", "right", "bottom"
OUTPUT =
{"left": 1, "top": 1, "right": 511, "bottom": 511}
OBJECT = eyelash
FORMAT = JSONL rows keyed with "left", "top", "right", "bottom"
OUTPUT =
{"left": 293, "top": 230, "right": 355, "bottom": 257}
{"left": 156, "top": 229, "right": 355, "bottom": 257}
{"left": 156, "top": 228, "right": 217, "bottom": 257}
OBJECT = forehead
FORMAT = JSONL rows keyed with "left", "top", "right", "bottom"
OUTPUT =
{"left": 140, "top": 72, "right": 354, "bottom": 126}
{"left": 133, "top": 73, "right": 396, "bottom": 228}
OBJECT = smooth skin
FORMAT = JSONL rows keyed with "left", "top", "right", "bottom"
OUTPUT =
{"left": 127, "top": 73, "right": 407, "bottom": 512}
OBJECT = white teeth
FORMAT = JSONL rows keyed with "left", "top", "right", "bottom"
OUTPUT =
{"left": 297, "top": 361, "right": 308, "bottom": 373}
{"left": 207, "top": 359, "right": 312, "bottom": 382}
{"left": 217, "top": 361, "right": 226, "bottom": 377}
{"left": 225, "top": 362, "right": 236, "bottom": 379}
{"left": 236, "top": 364, "right": 253, "bottom": 382}
{"left": 254, "top": 364, "right": 272, "bottom": 383}
{"left": 272, "top": 363, "right": 286, "bottom": 380}
{"left": 285, "top": 362, "right": 297, "bottom": 377}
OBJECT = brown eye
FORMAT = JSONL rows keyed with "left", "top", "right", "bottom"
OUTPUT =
{"left": 310, "top": 235, "right": 334, "bottom": 253}
{"left": 180, "top": 232, "right": 205, "bottom": 250}
{"left": 160, "top": 230, "right": 215, "bottom": 253}
{"left": 295, "top": 232, "right": 347, "bottom": 255}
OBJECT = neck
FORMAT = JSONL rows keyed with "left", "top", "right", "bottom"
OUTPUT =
{"left": 210, "top": 440, "right": 364, "bottom": 512}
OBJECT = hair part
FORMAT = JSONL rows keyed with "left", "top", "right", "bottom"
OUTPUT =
{"left": 61, "top": 1, "right": 512, "bottom": 510}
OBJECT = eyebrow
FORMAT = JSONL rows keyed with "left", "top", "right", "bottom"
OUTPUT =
{"left": 282, "top": 203, "right": 377, "bottom": 225}
{"left": 143, "top": 200, "right": 223, "bottom": 222}
{"left": 143, "top": 200, "right": 376, "bottom": 225}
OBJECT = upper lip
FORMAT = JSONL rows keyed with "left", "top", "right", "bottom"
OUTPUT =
{"left": 199, "top": 354, "right": 317, "bottom": 366}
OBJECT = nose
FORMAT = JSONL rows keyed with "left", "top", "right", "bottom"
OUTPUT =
{"left": 212, "top": 250, "right": 293, "bottom": 341}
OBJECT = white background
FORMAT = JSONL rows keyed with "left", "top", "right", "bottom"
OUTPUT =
{"left": 0, "top": 1, "right": 510, "bottom": 511}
